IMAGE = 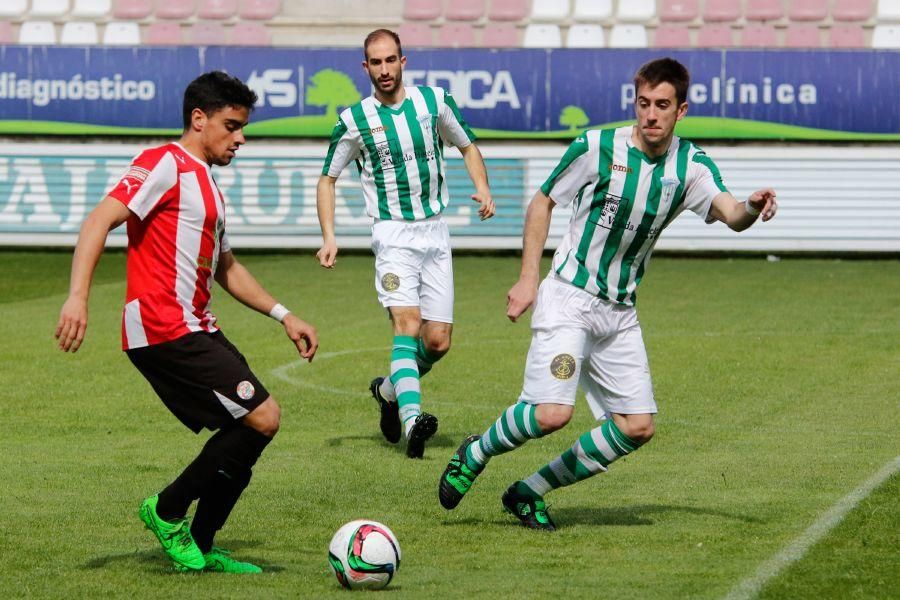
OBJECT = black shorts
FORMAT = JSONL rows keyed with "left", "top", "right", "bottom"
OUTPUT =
{"left": 127, "top": 331, "right": 269, "bottom": 433}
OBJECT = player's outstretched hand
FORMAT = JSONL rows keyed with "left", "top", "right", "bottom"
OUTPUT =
{"left": 507, "top": 278, "right": 538, "bottom": 322}
{"left": 55, "top": 295, "right": 88, "bottom": 353}
{"left": 316, "top": 240, "right": 338, "bottom": 269}
{"left": 472, "top": 190, "right": 495, "bottom": 221}
{"left": 283, "top": 313, "right": 318, "bottom": 362}
{"left": 748, "top": 188, "right": 778, "bottom": 222}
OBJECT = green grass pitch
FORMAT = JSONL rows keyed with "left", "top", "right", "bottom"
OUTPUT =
{"left": 0, "top": 251, "right": 897, "bottom": 598}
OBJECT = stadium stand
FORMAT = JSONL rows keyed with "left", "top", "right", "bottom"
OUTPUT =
{"left": 609, "top": 23, "right": 648, "bottom": 47}
{"left": 566, "top": 23, "right": 605, "bottom": 47}
{"left": 659, "top": 0, "right": 699, "bottom": 22}
{"left": 522, "top": 23, "right": 562, "bottom": 47}
{"left": 72, "top": 0, "right": 112, "bottom": 18}
{"left": 19, "top": 20, "right": 56, "bottom": 43}
{"left": 616, "top": 0, "right": 656, "bottom": 21}
{"left": 198, "top": 0, "right": 238, "bottom": 20}
{"left": 573, "top": 0, "right": 613, "bottom": 20}
{"left": 437, "top": 22, "right": 477, "bottom": 47}
{"left": 112, "top": 0, "right": 151, "bottom": 20}
{"left": 0, "top": 0, "right": 892, "bottom": 49}
{"left": 30, "top": 0, "right": 71, "bottom": 18}
{"left": 445, "top": 0, "right": 485, "bottom": 22}
{"left": 188, "top": 21, "right": 227, "bottom": 43}
{"left": 103, "top": 21, "right": 141, "bottom": 44}
{"left": 60, "top": 21, "right": 99, "bottom": 44}
{"left": 482, "top": 22, "right": 519, "bottom": 46}
{"left": 531, "top": 0, "right": 570, "bottom": 21}
{"left": 0, "top": 0, "right": 28, "bottom": 18}
{"left": 0, "top": 21, "right": 14, "bottom": 43}
{"left": 654, "top": 23, "right": 692, "bottom": 46}
{"left": 784, "top": 23, "right": 822, "bottom": 47}
{"left": 404, "top": 0, "right": 442, "bottom": 21}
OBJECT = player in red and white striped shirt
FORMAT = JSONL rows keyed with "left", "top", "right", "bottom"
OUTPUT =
{"left": 55, "top": 72, "right": 318, "bottom": 574}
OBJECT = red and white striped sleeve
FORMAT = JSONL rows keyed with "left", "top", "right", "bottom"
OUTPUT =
{"left": 108, "top": 146, "right": 178, "bottom": 220}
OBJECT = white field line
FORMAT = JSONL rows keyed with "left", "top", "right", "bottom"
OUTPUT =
{"left": 723, "top": 455, "right": 900, "bottom": 600}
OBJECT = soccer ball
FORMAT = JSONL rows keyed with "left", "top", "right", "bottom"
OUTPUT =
{"left": 327, "top": 519, "right": 401, "bottom": 590}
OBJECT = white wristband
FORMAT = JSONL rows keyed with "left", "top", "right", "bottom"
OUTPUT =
{"left": 269, "top": 303, "right": 290, "bottom": 323}
{"left": 745, "top": 201, "right": 761, "bottom": 217}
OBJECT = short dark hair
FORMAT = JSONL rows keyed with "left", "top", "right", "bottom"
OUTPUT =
{"left": 364, "top": 29, "right": 402, "bottom": 61}
{"left": 182, "top": 71, "right": 258, "bottom": 129}
{"left": 634, "top": 58, "right": 690, "bottom": 105}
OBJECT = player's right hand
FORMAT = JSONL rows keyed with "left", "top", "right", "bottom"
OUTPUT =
{"left": 316, "top": 241, "right": 338, "bottom": 269}
{"left": 506, "top": 279, "right": 538, "bottom": 322}
{"left": 55, "top": 296, "right": 88, "bottom": 352}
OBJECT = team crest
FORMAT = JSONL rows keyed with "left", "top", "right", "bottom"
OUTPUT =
{"left": 550, "top": 354, "right": 576, "bottom": 380}
{"left": 381, "top": 273, "right": 400, "bottom": 292}
{"left": 236, "top": 380, "right": 255, "bottom": 400}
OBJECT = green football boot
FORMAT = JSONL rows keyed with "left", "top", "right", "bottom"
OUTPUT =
{"left": 203, "top": 547, "right": 263, "bottom": 574}
{"left": 439, "top": 435, "right": 482, "bottom": 509}
{"left": 138, "top": 494, "right": 205, "bottom": 571}
{"left": 501, "top": 482, "right": 557, "bottom": 532}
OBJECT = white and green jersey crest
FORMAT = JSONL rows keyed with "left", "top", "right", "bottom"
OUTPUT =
{"left": 322, "top": 86, "right": 476, "bottom": 221}
{"left": 541, "top": 126, "right": 728, "bottom": 306}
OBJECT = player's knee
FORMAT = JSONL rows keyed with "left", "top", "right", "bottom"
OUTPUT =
{"left": 245, "top": 397, "right": 281, "bottom": 437}
{"left": 619, "top": 419, "right": 654, "bottom": 444}
{"left": 535, "top": 404, "right": 573, "bottom": 433}
{"left": 423, "top": 335, "right": 450, "bottom": 357}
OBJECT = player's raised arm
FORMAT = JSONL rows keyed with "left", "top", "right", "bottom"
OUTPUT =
{"left": 458, "top": 143, "right": 495, "bottom": 221}
{"left": 56, "top": 196, "right": 131, "bottom": 352}
{"left": 316, "top": 175, "right": 339, "bottom": 269}
{"left": 708, "top": 188, "right": 778, "bottom": 232}
{"left": 507, "top": 190, "right": 555, "bottom": 322}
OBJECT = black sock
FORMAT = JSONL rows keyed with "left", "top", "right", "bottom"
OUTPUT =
{"left": 155, "top": 425, "right": 271, "bottom": 522}
{"left": 189, "top": 426, "right": 273, "bottom": 552}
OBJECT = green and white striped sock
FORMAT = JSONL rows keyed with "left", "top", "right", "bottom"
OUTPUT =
{"left": 465, "top": 402, "right": 545, "bottom": 472}
{"left": 379, "top": 338, "right": 441, "bottom": 402}
{"left": 522, "top": 419, "right": 642, "bottom": 497}
{"left": 389, "top": 335, "right": 421, "bottom": 436}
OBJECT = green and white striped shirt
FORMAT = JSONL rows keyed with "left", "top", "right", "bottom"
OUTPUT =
{"left": 542, "top": 126, "right": 728, "bottom": 306}
{"left": 322, "top": 86, "right": 476, "bottom": 221}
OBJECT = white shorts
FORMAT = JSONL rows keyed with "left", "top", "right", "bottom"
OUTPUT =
{"left": 519, "top": 275, "right": 657, "bottom": 420}
{"left": 371, "top": 216, "right": 454, "bottom": 323}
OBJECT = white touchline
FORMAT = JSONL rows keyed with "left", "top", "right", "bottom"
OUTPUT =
{"left": 723, "top": 455, "right": 900, "bottom": 600}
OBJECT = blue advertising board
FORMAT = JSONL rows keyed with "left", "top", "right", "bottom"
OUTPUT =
{"left": 0, "top": 46, "right": 898, "bottom": 140}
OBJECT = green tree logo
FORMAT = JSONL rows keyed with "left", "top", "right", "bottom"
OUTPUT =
{"left": 559, "top": 105, "right": 589, "bottom": 132}
{"left": 307, "top": 69, "right": 362, "bottom": 120}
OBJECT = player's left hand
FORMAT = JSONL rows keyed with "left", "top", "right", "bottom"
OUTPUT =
{"left": 283, "top": 314, "right": 318, "bottom": 362}
{"left": 471, "top": 190, "right": 495, "bottom": 221}
{"left": 748, "top": 188, "right": 778, "bottom": 222}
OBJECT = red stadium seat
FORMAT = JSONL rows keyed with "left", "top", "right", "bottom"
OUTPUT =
{"left": 481, "top": 22, "right": 519, "bottom": 46}
{"left": 239, "top": 0, "right": 280, "bottom": 20}
{"left": 488, "top": 0, "right": 528, "bottom": 21}
{"left": 146, "top": 21, "right": 183, "bottom": 45}
{"left": 198, "top": 0, "right": 237, "bottom": 20}
{"left": 398, "top": 22, "right": 434, "bottom": 46}
{"left": 784, "top": 23, "right": 821, "bottom": 46}
{"left": 696, "top": 23, "right": 734, "bottom": 46}
{"left": 403, "top": 0, "right": 442, "bottom": 21}
{"left": 437, "top": 23, "right": 476, "bottom": 46}
{"left": 0, "top": 22, "right": 14, "bottom": 44}
{"left": 703, "top": 0, "right": 741, "bottom": 22}
{"left": 745, "top": 0, "right": 783, "bottom": 22}
{"left": 188, "top": 22, "right": 227, "bottom": 44}
{"left": 112, "top": 0, "right": 151, "bottom": 19}
{"left": 653, "top": 24, "right": 692, "bottom": 47}
{"left": 739, "top": 23, "right": 778, "bottom": 46}
{"left": 156, "top": 1, "right": 196, "bottom": 19}
{"left": 445, "top": 0, "right": 484, "bottom": 21}
{"left": 659, "top": 0, "right": 698, "bottom": 22}
{"left": 832, "top": 0, "right": 873, "bottom": 21}
{"left": 828, "top": 23, "right": 866, "bottom": 47}
{"left": 788, "top": 0, "right": 827, "bottom": 21}
{"left": 231, "top": 22, "right": 270, "bottom": 45}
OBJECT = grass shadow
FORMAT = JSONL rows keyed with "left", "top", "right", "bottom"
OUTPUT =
{"left": 84, "top": 539, "right": 285, "bottom": 573}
